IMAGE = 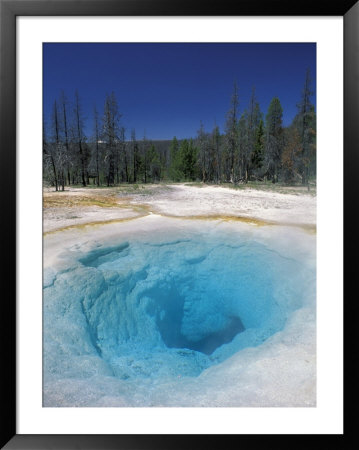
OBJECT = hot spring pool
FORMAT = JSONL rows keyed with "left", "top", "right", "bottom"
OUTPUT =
{"left": 43, "top": 217, "right": 316, "bottom": 407}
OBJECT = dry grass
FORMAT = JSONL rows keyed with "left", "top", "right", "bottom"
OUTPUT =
{"left": 43, "top": 192, "right": 121, "bottom": 209}
{"left": 43, "top": 184, "right": 172, "bottom": 209}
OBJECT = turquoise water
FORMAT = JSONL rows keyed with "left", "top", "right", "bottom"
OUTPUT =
{"left": 44, "top": 229, "right": 308, "bottom": 383}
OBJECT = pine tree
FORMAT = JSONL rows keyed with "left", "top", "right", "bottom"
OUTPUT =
{"left": 52, "top": 99, "right": 68, "bottom": 191}
{"left": 251, "top": 119, "right": 264, "bottom": 174}
{"left": 74, "top": 91, "right": 87, "bottom": 187}
{"left": 103, "top": 92, "right": 122, "bottom": 186}
{"left": 225, "top": 81, "right": 240, "bottom": 182}
{"left": 147, "top": 144, "right": 161, "bottom": 182}
{"left": 60, "top": 91, "right": 71, "bottom": 186}
{"left": 131, "top": 129, "right": 141, "bottom": 183}
{"left": 197, "top": 121, "right": 209, "bottom": 182}
{"left": 142, "top": 133, "right": 149, "bottom": 183}
{"left": 282, "top": 125, "right": 302, "bottom": 183}
{"left": 295, "top": 69, "right": 316, "bottom": 186}
{"left": 180, "top": 139, "right": 198, "bottom": 180}
{"left": 211, "top": 124, "right": 221, "bottom": 183}
{"left": 265, "top": 97, "right": 283, "bottom": 183}
{"left": 169, "top": 136, "right": 181, "bottom": 180}
{"left": 237, "top": 112, "right": 247, "bottom": 181}
{"left": 43, "top": 117, "right": 58, "bottom": 191}
{"left": 93, "top": 105, "right": 101, "bottom": 186}
{"left": 245, "top": 88, "right": 262, "bottom": 181}
{"left": 50, "top": 101, "right": 61, "bottom": 190}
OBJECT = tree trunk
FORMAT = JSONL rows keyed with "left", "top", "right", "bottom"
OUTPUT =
{"left": 125, "top": 154, "right": 129, "bottom": 183}
{"left": 108, "top": 151, "right": 115, "bottom": 186}
{"left": 50, "top": 155, "right": 58, "bottom": 191}
{"left": 96, "top": 143, "right": 100, "bottom": 186}
{"left": 80, "top": 151, "right": 86, "bottom": 186}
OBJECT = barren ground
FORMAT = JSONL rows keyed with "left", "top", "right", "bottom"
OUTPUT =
{"left": 43, "top": 183, "right": 316, "bottom": 233}
{"left": 42, "top": 183, "right": 317, "bottom": 407}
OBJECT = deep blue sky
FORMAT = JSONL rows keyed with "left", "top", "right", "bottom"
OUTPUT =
{"left": 43, "top": 43, "right": 316, "bottom": 140}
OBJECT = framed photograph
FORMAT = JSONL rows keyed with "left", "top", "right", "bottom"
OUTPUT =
{"left": 1, "top": 0, "right": 355, "bottom": 448}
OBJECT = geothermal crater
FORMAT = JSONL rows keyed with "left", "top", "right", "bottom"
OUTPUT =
{"left": 44, "top": 228, "right": 305, "bottom": 384}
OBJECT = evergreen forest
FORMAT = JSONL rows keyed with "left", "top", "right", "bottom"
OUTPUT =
{"left": 43, "top": 69, "right": 316, "bottom": 190}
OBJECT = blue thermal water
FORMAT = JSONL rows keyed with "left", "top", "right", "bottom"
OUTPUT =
{"left": 43, "top": 231, "right": 307, "bottom": 383}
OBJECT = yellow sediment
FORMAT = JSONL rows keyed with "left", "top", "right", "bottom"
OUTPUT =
{"left": 163, "top": 214, "right": 271, "bottom": 226}
{"left": 43, "top": 194, "right": 120, "bottom": 208}
{"left": 43, "top": 214, "right": 148, "bottom": 236}
{"left": 43, "top": 190, "right": 315, "bottom": 236}
{"left": 161, "top": 213, "right": 316, "bottom": 233}
{"left": 44, "top": 205, "right": 316, "bottom": 236}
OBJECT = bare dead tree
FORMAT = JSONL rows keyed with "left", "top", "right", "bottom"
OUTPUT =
{"left": 74, "top": 90, "right": 86, "bottom": 187}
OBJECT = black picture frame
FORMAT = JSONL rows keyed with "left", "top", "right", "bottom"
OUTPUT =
{"left": 1, "top": 1, "right": 356, "bottom": 448}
